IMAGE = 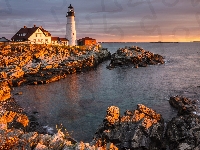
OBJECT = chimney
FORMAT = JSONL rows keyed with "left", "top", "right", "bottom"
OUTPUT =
{"left": 33, "top": 25, "right": 36, "bottom": 28}
{"left": 24, "top": 26, "right": 27, "bottom": 28}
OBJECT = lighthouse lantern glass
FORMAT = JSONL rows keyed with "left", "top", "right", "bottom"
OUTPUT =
{"left": 68, "top": 8, "right": 73, "bottom": 12}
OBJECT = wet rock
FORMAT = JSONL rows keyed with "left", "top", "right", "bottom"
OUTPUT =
{"left": 169, "top": 96, "right": 197, "bottom": 115}
{"left": 94, "top": 104, "right": 165, "bottom": 149}
{"left": 166, "top": 96, "right": 200, "bottom": 149}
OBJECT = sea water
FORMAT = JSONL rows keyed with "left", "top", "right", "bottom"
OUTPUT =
{"left": 12, "top": 42, "right": 200, "bottom": 142}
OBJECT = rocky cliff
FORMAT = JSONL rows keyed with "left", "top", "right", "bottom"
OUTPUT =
{"left": 0, "top": 44, "right": 111, "bottom": 86}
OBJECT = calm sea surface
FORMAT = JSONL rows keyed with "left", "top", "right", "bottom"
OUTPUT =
{"left": 12, "top": 42, "right": 200, "bottom": 142}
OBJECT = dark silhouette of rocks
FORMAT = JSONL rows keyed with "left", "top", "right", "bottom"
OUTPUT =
{"left": 94, "top": 105, "right": 165, "bottom": 149}
{"left": 166, "top": 96, "right": 200, "bottom": 150}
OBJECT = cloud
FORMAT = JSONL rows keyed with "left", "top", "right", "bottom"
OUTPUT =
{"left": 0, "top": 0, "right": 200, "bottom": 42}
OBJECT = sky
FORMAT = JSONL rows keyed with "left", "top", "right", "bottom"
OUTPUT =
{"left": 0, "top": 0, "right": 200, "bottom": 42}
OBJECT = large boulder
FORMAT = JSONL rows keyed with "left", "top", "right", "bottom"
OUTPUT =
{"left": 94, "top": 104, "right": 165, "bottom": 149}
{"left": 107, "top": 46, "right": 164, "bottom": 69}
{"left": 166, "top": 96, "right": 200, "bottom": 149}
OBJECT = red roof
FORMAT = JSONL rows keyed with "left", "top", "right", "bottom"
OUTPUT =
{"left": 51, "top": 37, "right": 59, "bottom": 41}
{"left": 11, "top": 26, "right": 51, "bottom": 41}
{"left": 51, "top": 37, "right": 68, "bottom": 41}
{"left": 60, "top": 38, "right": 68, "bottom": 41}
{"left": 78, "top": 37, "right": 96, "bottom": 41}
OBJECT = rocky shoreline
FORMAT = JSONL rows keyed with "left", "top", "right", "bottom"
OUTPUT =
{"left": 107, "top": 46, "right": 164, "bottom": 69}
{"left": 0, "top": 44, "right": 111, "bottom": 86}
{"left": 1, "top": 44, "right": 200, "bottom": 149}
{"left": 1, "top": 79, "right": 200, "bottom": 149}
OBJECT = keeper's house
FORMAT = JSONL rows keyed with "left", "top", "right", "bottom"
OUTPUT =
{"left": 11, "top": 25, "right": 68, "bottom": 45}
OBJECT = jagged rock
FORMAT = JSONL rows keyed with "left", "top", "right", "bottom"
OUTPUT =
{"left": 37, "top": 134, "right": 52, "bottom": 146}
{"left": 107, "top": 46, "right": 164, "bottom": 69}
{"left": 48, "top": 130, "right": 65, "bottom": 149}
{"left": 94, "top": 104, "right": 165, "bottom": 149}
{"left": 20, "top": 132, "right": 39, "bottom": 148}
{"left": 0, "top": 81, "right": 11, "bottom": 101}
{"left": 169, "top": 96, "right": 197, "bottom": 115}
{"left": 0, "top": 129, "right": 21, "bottom": 149}
{"left": 34, "top": 143, "right": 49, "bottom": 150}
{"left": 105, "top": 106, "right": 120, "bottom": 125}
{"left": 166, "top": 96, "right": 200, "bottom": 149}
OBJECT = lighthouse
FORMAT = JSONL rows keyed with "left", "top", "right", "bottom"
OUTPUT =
{"left": 66, "top": 4, "right": 76, "bottom": 46}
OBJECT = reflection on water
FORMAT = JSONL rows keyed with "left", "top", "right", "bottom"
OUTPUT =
{"left": 13, "top": 43, "right": 200, "bottom": 142}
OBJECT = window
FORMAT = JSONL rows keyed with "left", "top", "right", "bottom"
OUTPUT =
{"left": 45, "top": 39, "right": 48, "bottom": 43}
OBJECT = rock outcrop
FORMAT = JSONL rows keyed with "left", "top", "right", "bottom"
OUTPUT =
{"left": 0, "top": 81, "right": 29, "bottom": 131}
{"left": 107, "top": 46, "right": 164, "bottom": 69}
{"left": 166, "top": 96, "right": 200, "bottom": 149}
{"left": 94, "top": 104, "right": 165, "bottom": 149}
{"left": 0, "top": 44, "right": 111, "bottom": 86}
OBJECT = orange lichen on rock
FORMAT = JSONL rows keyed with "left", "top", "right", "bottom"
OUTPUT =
{"left": 105, "top": 106, "right": 120, "bottom": 125}
{"left": 120, "top": 105, "right": 161, "bottom": 129}
{"left": 137, "top": 104, "right": 161, "bottom": 121}
{"left": 0, "top": 111, "right": 29, "bottom": 129}
{"left": 0, "top": 81, "right": 11, "bottom": 101}
{"left": 132, "top": 110, "right": 145, "bottom": 122}
{"left": 95, "top": 140, "right": 118, "bottom": 150}
{"left": 0, "top": 111, "right": 17, "bottom": 125}
{"left": 16, "top": 114, "right": 29, "bottom": 127}
{"left": 121, "top": 115, "right": 131, "bottom": 122}
{"left": 0, "top": 136, "right": 19, "bottom": 150}
{"left": 134, "top": 104, "right": 161, "bottom": 129}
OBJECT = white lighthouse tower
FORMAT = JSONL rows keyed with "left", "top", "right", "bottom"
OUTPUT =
{"left": 66, "top": 4, "right": 76, "bottom": 46}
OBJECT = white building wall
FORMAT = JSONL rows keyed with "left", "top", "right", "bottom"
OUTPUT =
{"left": 28, "top": 28, "right": 51, "bottom": 44}
{"left": 66, "top": 16, "right": 76, "bottom": 46}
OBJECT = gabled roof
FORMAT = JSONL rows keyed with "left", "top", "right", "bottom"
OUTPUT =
{"left": 11, "top": 26, "right": 51, "bottom": 41}
{"left": 0, "top": 37, "right": 10, "bottom": 42}
{"left": 40, "top": 28, "right": 51, "bottom": 36}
